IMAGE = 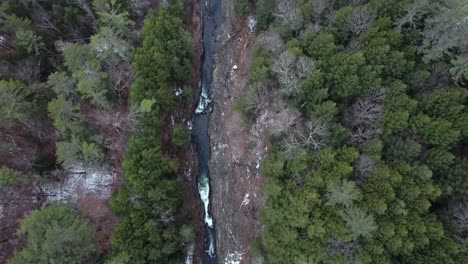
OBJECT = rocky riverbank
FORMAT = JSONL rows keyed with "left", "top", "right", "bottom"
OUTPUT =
{"left": 208, "top": 1, "right": 267, "bottom": 263}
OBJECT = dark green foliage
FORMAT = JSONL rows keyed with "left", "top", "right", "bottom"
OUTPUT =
{"left": 16, "top": 29, "right": 43, "bottom": 55}
{"left": 306, "top": 33, "right": 337, "bottom": 59}
{"left": 235, "top": 0, "right": 250, "bottom": 16}
{"left": 257, "top": 0, "right": 468, "bottom": 263}
{"left": 0, "top": 166, "right": 25, "bottom": 187}
{"left": 47, "top": 72, "right": 77, "bottom": 98}
{"left": 56, "top": 138, "right": 104, "bottom": 169}
{"left": 172, "top": 125, "right": 190, "bottom": 150}
{"left": 109, "top": 2, "right": 192, "bottom": 262}
{"left": 437, "top": 158, "right": 468, "bottom": 199}
{"left": 385, "top": 138, "right": 421, "bottom": 163}
{"left": 0, "top": 80, "right": 31, "bottom": 128}
{"left": 9, "top": 205, "right": 100, "bottom": 264}
{"left": 249, "top": 47, "right": 270, "bottom": 83}
{"left": 47, "top": 97, "right": 84, "bottom": 136}
{"left": 110, "top": 111, "right": 185, "bottom": 263}
{"left": 256, "top": 0, "right": 276, "bottom": 31}
{"left": 322, "top": 51, "right": 381, "bottom": 101}
{"left": 131, "top": 7, "right": 193, "bottom": 106}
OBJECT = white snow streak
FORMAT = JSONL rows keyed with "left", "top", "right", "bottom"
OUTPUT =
{"left": 241, "top": 193, "right": 250, "bottom": 208}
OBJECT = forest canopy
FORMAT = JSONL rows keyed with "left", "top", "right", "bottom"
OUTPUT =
{"left": 236, "top": 0, "right": 468, "bottom": 263}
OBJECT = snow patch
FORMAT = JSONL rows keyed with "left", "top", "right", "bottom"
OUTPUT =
{"left": 225, "top": 251, "right": 244, "bottom": 264}
{"left": 187, "top": 120, "right": 193, "bottom": 130}
{"left": 255, "top": 159, "right": 261, "bottom": 169}
{"left": 185, "top": 243, "right": 195, "bottom": 264}
{"left": 241, "top": 193, "right": 250, "bottom": 208}
{"left": 248, "top": 16, "right": 257, "bottom": 33}
{"left": 176, "top": 87, "right": 184, "bottom": 97}
{"left": 42, "top": 166, "right": 115, "bottom": 203}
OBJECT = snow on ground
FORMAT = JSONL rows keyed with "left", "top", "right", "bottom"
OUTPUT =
{"left": 185, "top": 243, "right": 195, "bottom": 264}
{"left": 248, "top": 16, "right": 257, "bottom": 33}
{"left": 225, "top": 251, "right": 244, "bottom": 264}
{"left": 41, "top": 166, "right": 115, "bottom": 203}
{"left": 241, "top": 193, "right": 250, "bottom": 208}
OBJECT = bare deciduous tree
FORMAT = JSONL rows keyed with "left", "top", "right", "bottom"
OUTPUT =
{"left": 395, "top": 0, "right": 429, "bottom": 31}
{"left": 353, "top": 126, "right": 379, "bottom": 144}
{"left": 354, "top": 154, "right": 375, "bottom": 184}
{"left": 244, "top": 81, "right": 271, "bottom": 115}
{"left": 345, "top": 88, "right": 384, "bottom": 128}
{"left": 271, "top": 50, "right": 315, "bottom": 97}
{"left": 108, "top": 61, "right": 132, "bottom": 97}
{"left": 327, "top": 237, "right": 361, "bottom": 263}
{"left": 345, "top": 88, "right": 385, "bottom": 144}
{"left": 15, "top": 58, "right": 41, "bottom": 85}
{"left": 311, "top": 0, "right": 328, "bottom": 18}
{"left": 272, "top": 50, "right": 297, "bottom": 95}
{"left": 449, "top": 202, "right": 468, "bottom": 238}
{"left": 284, "top": 119, "right": 328, "bottom": 153}
{"left": 268, "top": 101, "right": 300, "bottom": 137}
{"left": 296, "top": 56, "right": 316, "bottom": 79}
{"left": 346, "top": 6, "right": 376, "bottom": 36}
{"left": 274, "top": 0, "right": 304, "bottom": 31}
{"left": 30, "top": 5, "right": 61, "bottom": 34}
{"left": 258, "top": 29, "right": 284, "bottom": 53}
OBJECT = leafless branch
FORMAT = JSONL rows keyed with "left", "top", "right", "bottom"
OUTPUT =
{"left": 268, "top": 101, "right": 300, "bottom": 137}
{"left": 75, "top": 0, "right": 95, "bottom": 21}
{"left": 450, "top": 202, "right": 468, "bottom": 238}
{"left": 284, "top": 119, "right": 328, "bottom": 153}
{"left": 346, "top": 6, "right": 376, "bottom": 36}
{"left": 271, "top": 50, "right": 315, "bottom": 97}
{"left": 274, "top": 0, "right": 304, "bottom": 31}
{"left": 395, "top": 0, "right": 429, "bottom": 31}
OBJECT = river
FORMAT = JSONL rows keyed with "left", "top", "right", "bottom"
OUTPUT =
{"left": 192, "top": 0, "right": 222, "bottom": 263}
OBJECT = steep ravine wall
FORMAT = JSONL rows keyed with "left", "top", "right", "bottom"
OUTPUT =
{"left": 208, "top": 1, "right": 266, "bottom": 263}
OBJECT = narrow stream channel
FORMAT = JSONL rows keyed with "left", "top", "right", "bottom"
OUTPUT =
{"left": 192, "top": 0, "right": 222, "bottom": 263}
